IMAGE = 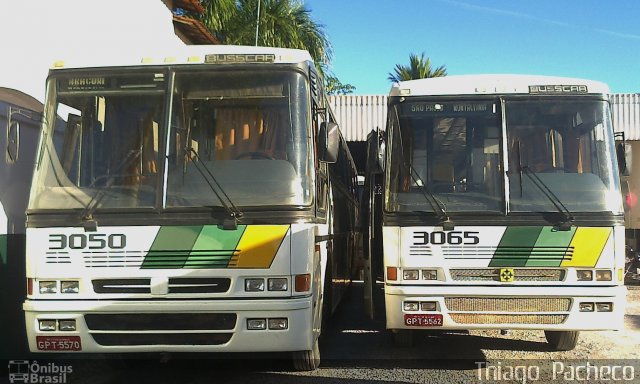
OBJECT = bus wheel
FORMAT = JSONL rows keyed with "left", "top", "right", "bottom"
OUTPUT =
{"left": 292, "top": 338, "right": 321, "bottom": 371}
{"left": 392, "top": 329, "right": 414, "bottom": 347}
{"left": 545, "top": 330, "right": 579, "bottom": 351}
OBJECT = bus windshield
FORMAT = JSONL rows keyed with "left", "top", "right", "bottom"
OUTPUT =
{"left": 166, "top": 70, "right": 312, "bottom": 208}
{"left": 506, "top": 99, "right": 622, "bottom": 214}
{"left": 385, "top": 97, "right": 623, "bottom": 215}
{"left": 28, "top": 69, "right": 313, "bottom": 211}
{"left": 386, "top": 99, "right": 504, "bottom": 213}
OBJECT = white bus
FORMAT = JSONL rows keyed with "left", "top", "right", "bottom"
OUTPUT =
{"left": 23, "top": 46, "right": 360, "bottom": 370}
{"left": 364, "top": 75, "right": 626, "bottom": 350}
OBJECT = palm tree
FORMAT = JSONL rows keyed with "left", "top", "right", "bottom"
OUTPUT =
{"left": 191, "top": 0, "right": 332, "bottom": 70}
{"left": 388, "top": 52, "right": 447, "bottom": 83}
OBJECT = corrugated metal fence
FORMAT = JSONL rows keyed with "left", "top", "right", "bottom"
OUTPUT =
{"left": 329, "top": 93, "right": 640, "bottom": 142}
{"left": 610, "top": 93, "right": 640, "bottom": 140}
{"left": 328, "top": 95, "right": 387, "bottom": 142}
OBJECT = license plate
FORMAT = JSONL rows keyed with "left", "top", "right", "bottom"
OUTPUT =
{"left": 404, "top": 314, "right": 443, "bottom": 327}
{"left": 36, "top": 336, "right": 82, "bottom": 351}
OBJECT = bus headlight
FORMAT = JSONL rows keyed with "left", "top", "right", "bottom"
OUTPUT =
{"left": 267, "top": 278, "right": 288, "bottom": 291}
{"left": 579, "top": 302, "right": 595, "bottom": 312}
{"left": 403, "top": 270, "right": 419, "bottom": 280}
{"left": 39, "top": 320, "right": 57, "bottom": 332}
{"left": 403, "top": 301, "right": 419, "bottom": 311}
{"left": 268, "top": 318, "right": 288, "bottom": 330}
{"left": 420, "top": 301, "right": 437, "bottom": 311}
{"left": 596, "top": 302, "right": 613, "bottom": 312}
{"left": 247, "top": 319, "right": 267, "bottom": 330}
{"left": 58, "top": 320, "right": 77, "bottom": 332}
{"left": 595, "top": 270, "right": 612, "bottom": 281}
{"left": 61, "top": 281, "right": 80, "bottom": 294}
{"left": 39, "top": 281, "right": 58, "bottom": 294}
{"left": 422, "top": 270, "right": 438, "bottom": 280}
{"left": 576, "top": 270, "right": 593, "bottom": 281}
{"left": 245, "top": 278, "right": 265, "bottom": 292}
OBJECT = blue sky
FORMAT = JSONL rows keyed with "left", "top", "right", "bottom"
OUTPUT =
{"left": 304, "top": 0, "right": 640, "bottom": 94}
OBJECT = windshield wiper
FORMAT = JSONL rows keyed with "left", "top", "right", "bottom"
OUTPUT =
{"left": 185, "top": 147, "right": 243, "bottom": 230}
{"left": 407, "top": 165, "right": 454, "bottom": 230}
{"left": 520, "top": 166, "right": 574, "bottom": 231}
{"left": 80, "top": 149, "right": 141, "bottom": 231}
{"left": 513, "top": 140, "right": 574, "bottom": 230}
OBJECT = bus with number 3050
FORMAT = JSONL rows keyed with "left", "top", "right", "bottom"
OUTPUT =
{"left": 364, "top": 75, "right": 627, "bottom": 351}
{"left": 23, "top": 46, "right": 360, "bottom": 370}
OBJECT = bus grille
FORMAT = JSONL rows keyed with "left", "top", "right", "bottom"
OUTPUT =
{"left": 444, "top": 297, "right": 572, "bottom": 312}
{"left": 85, "top": 313, "right": 237, "bottom": 331}
{"left": 91, "top": 333, "right": 232, "bottom": 346}
{"left": 450, "top": 268, "right": 565, "bottom": 282}
{"left": 449, "top": 314, "right": 567, "bottom": 325}
{"left": 82, "top": 250, "right": 237, "bottom": 269}
{"left": 85, "top": 313, "right": 236, "bottom": 346}
{"left": 92, "top": 278, "right": 231, "bottom": 294}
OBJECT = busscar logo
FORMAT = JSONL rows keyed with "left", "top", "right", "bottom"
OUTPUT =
{"left": 529, "top": 84, "right": 588, "bottom": 94}
{"left": 205, "top": 54, "right": 276, "bottom": 64}
{"left": 499, "top": 268, "right": 515, "bottom": 282}
{"left": 8, "top": 360, "right": 73, "bottom": 383}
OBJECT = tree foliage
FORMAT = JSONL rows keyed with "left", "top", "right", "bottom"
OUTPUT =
{"left": 388, "top": 52, "right": 447, "bottom": 83}
{"left": 191, "top": 0, "right": 332, "bottom": 70}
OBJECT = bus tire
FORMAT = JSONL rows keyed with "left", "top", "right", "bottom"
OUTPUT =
{"left": 545, "top": 330, "right": 579, "bottom": 351}
{"left": 292, "top": 337, "right": 320, "bottom": 371}
{"left": 392, "top": 329, "right": 414, "bottom": 347}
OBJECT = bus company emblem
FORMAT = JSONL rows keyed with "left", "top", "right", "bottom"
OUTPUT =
{"left": 499, "top": 268, "right": 515, "bottom": 282}
{"left": 528, "top": 84, "right": 588, "bottom": 94}
{"left": 205, "top": 54, "right": 276, "bottom": 64}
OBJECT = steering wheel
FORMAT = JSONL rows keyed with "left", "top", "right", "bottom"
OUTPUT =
{"left": 234, "top": 151, "right": 276, "bottom": 160}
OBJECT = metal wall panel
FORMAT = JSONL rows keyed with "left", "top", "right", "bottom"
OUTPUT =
{"left": 328, "top": 95, "right": 387, "bottom": 142}
{"left": 610, "top": 93, "right": 640, "bottom": 140}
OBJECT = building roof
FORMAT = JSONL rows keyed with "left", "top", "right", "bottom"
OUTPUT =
{"left": 173, "top": 15, "right": 220, "bottom": 45}
{"left": 173, "top": 0, "right": 204, "bottom": 13}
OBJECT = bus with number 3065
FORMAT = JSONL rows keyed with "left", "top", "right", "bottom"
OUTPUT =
{"left": 364, "top": 75, "right": 627, "bottom": 351}
{"left": 23, "top": 46, "right": 360, "bottom": 370}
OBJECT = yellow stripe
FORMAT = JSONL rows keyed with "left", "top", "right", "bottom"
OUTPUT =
{"left": 561, "top": 227, "right": 611, "bottom": 268}
{"left": 232, "top": 225, "right": 289, "bottom": 268}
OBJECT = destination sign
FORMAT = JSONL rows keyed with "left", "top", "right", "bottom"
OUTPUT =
{"left": 529, "top": 85, "right": 588, "bottom": 94}
{"left": 59, "top": 74, "right": 163, "bottom": 93}
{"left": 404, "top": 102, "right": 495, "bottom": 116}
{"left": 205, "top": 54, "right": 276, "bottom": 64}
{"left": 65, "top": 77, "right": 108, "bottom": 91}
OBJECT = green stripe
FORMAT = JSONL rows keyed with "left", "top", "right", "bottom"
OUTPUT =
{"left": 489, "top": 226, "right": 543, "bottom": 267}
{"left": 142, "top": 226, "right": 203, "bottom": 269}
{"left": 184, "top": 225, "right": 245, "bottom": 268}
{"left": 526, "top": 226, "right": 576, "bottom": 267}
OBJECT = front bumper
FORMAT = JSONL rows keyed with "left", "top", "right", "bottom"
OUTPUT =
{"left": 385, "top": 284, "right": 626, "bottom": 331}
{"left": 24, "top": 297, "right": 313, "bottom": 353}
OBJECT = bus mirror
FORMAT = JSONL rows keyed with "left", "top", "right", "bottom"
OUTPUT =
{"left": 366, "top": 129, "right": 384, "bottom": 174}
{"left": 615, "top": 142, "right": 630, "bottom": 177}
{"left": 318, "top": 122, "right": 339, "bottom": 163}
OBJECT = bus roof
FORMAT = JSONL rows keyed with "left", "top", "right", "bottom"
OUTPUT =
{"left": 50, "top": 45, "right": 314, "bottom": 70}
{"left": 389, "top": 74, "right": 610, "bottom": 97}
